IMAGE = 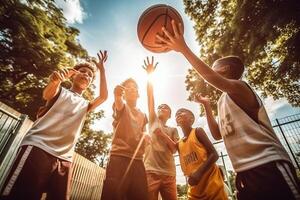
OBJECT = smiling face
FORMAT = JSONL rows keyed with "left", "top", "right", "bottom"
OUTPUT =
{"left": 72, "top": 66, "right": 94, "bottom": 90}
{"left": 175, "top": 108, "right": 195, "bottom": 128}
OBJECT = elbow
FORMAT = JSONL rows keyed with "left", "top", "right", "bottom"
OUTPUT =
{"left": 213, "top": 151, "right": 219, "bottom": 163}
{"left": 42, "top": 92, "right": 51, "bottom": 101}
{"left": 100, "top": 92, "right": 108, "bottom": 102}
{"left": 213, "top": 134, "right": 222, "bottom": 141}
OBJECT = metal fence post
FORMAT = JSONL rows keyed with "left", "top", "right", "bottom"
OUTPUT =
{"left": 275, "top": 119, "right": 300, "bottom": 170}
{"left": 220, "top": 151, "right": 233, "bottom": 196}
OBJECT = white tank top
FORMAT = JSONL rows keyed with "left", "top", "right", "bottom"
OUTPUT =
{"left": 217, "top": 89, "right": 291, "bottom": 172}
{"left": 21, "top": 87, "right": 89, "bottom": 162}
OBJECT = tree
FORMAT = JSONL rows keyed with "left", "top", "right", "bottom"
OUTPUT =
{"left": 75, "top": 110, "right": 112, "bottom": 167}
{"left": 0, "top": 0, "right": 88, "bottom": 120}
{"left": 177, "top": 184, "right": 188, "bottom": 198}
{"left": 0, "top": 0, "right": 111, "bottom": 167}
{"left": 183, "top": 0, "right": 300, "bottom": 115}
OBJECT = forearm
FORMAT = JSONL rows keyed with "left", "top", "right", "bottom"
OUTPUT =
{"left": 147, "top": 81, "right": 156, "bottom": 123}
{"left": 157, "top": 132, "right": 177, "bottom": 153}
{"left": 114, "top": 96, "right": 124, "bottom": 111}
{"left": 181, "top": 47, "right": 231, "bottom": 93}
{"left": 203, "top": 103, "right": 222, "bottom": 140}
{"left": 194, "top": 151, "right": 218, "bottom": 179}
{"left": 87, "top": 70, "right": 108, "bottom": 112}
{"left": 99, "top": 69, "right": 108, "bottom": 100}
{"left": 43, "top": 80, "right": 61, "bottom": 101}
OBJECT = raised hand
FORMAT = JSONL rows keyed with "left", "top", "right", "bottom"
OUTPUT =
{"left": 114, "top": 85, "right": 125, "bottom": 98}
{"left": 49, "top": 68, "right": 78, "bottom": 84}
{"left": 194, "top": 93, "right": 210, "bottom": 105}
{"left": 142, "top": 56, "right": 158, "bottom": 74}
{"left": 155, "top": 20, "right": 187, "bottom": 53}
{"left": 92, "top": 50, "right": 108, "bottom": 71}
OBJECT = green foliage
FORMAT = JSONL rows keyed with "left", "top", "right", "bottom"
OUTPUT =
{"left": 177, "top": 184, "right": 188, "bottom": 198}
{"left": 75, "top": 110, "right": 112, "bottom": 167}
{"left": 0, "top": 0, "right": 110, "bottom": 166}
{"left": 184, "top": 0, "right": 300, "bottom": 115}
{"left": 0, "top": 0, "right": 88, "bottom": 119}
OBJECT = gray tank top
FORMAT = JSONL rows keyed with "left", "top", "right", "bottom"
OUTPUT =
{"left": 21, "top": 87, "right": 89, "bottom": 161}
{"left": 217, "top": 89, "right": 291, "bottom": 172}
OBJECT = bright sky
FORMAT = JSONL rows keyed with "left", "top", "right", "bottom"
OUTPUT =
{"left": 56, "top": 0, "right": 300, "bottom": 184}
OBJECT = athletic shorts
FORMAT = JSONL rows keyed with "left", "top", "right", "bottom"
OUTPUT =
{"left": 236, "top": 160, "right": 300, "bottom": 200}
{"left": 101, "top": 155, "right": 148, "bottom": 200}
{"left": 0, "top": 145, "right": 72, "bottom": 200}
{"left": 146, "top": 172, "right": 177, "bottom": 200}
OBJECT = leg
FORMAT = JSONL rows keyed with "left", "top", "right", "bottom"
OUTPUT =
{"left": 159, "top": 175, "right": 177, "bottom": 200}
{"left": 101, "top": 156, "right": 130, "bottom": 200}
{"left": 1, "top": 146, "right": 53, "bottom": 200}
{"left": 146, "top": 172, "right": 161, "bottom": 200}
{"left": 127, "top": 160, "right": 149, "bottom": 200}
{"left": 236, "top": 161, "right": 300, "bottom": 200}
{"left": 46, "top": 160, "right": 72, "bottom": 200}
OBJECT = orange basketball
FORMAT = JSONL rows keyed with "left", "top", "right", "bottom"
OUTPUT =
{"left": 137, "top": 4, "right": 184, "bottom": 53}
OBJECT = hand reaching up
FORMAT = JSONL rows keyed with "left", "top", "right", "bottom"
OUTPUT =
{"left": 142, "top": 56, "right": 158, "bottom": 74}
{"left": 155, "top": 20, "right": 187, "bottom": 53}
{"left": 92, "top": 50, "right": 108, "bottom": 71}
{"left": 194, "top": 94, "right": 210, "bottom": 105}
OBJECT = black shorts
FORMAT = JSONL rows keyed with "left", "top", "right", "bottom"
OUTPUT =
{"left": 236, "top": 161, "right": 300, "bottom": 200}
{"left": 101, "top": 155, "right": 148, "bottom": 200}
{"left": 0, "top": 145, "right": 72, "bottom": 200}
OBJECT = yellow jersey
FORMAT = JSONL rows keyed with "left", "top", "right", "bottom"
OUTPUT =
{"left": 178, "top": 128, "right": 227, "bottom": 200}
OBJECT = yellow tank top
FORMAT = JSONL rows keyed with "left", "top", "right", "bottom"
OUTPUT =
{"left": 178, "top": 128, "right": 227, "bottom": 200}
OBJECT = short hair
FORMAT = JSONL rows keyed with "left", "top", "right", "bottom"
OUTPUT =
{"left": 158, "top": 104, "right": 171, "bottom": 115}
{"left": 215, "top": 56, "right": 244, "bottom": 79}
{"left": 73, "top": 62, "right": 96, "bottom": 78}
{"left": 176, "top": 108, "right": 195, "bottom": 124}
{"left": 121, "top": 78, "right": 138, "bottom": 89}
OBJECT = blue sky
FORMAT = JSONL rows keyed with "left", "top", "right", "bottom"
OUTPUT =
{"left": 56, "top": 0, "right": 300, "bottom": 184}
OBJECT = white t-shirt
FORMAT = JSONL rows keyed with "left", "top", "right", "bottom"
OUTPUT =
{"left": 218, "top": 88, "right": 291, "bottom": 172}
{"left": 21, "top": 87, "right": 89, "bottom": 162}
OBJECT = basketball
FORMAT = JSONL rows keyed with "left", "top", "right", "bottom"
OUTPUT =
{"left": 137, "top": 4, "right": 184, "bottom": 53}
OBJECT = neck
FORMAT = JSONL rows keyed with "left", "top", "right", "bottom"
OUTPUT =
{"left": 70, "top": 85, "right": 84, "bottom": 95}
{"left": 127, "top": 100, "right": 137, "bottom": 108}
{"left": 158, "top": 116, "right": 168, "bottom": 125}
{"left": 182, "top": 126, "right": 192, "bottom": 137}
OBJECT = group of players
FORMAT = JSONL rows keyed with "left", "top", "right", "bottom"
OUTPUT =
{"left": 1, "top": 21, "right": 299, "bottom": 200}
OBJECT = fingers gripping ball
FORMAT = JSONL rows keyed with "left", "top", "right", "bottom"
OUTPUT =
{"left": 137, "top": 4, "right": 184, "bottom": 53}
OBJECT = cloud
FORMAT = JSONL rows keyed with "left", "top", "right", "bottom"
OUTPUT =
{"left": 55, "top": 0, "right": 86, "bottom": 24}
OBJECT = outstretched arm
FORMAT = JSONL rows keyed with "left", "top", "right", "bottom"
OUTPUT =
{"left": 194, "top": 94, "right": 222, "bottom": 140}
{"left": 142, "top": 56, "right": 159, "bottom": 123}
{"left": 43, "top": 68, "right": 78, "bottom": 101}
{"left": 156, "top": 21, "right": 250, "bottom": 97}
{"left": 88, "top": 50, "right": 108, "bottom": 112}
{"left": 188, "top": 128, "right": 219, "bottom": 186}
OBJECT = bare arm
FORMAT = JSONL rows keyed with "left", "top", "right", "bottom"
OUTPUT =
{"left": 153, "top": 128, "right": 177, "bottom": 153}
{"left": 43, "top": 68, "right": 77, "bottom": 101}
{"left": 88, "top": 50, "right": 108, "bottom": 112}
{"left": 113, "top": 85, "right": 125, "bottom": 111}
{"left": 188, "top": 128, "right": 219, "bottom": 186}
{"left": 194, "top": 94, "right": 222, "bottom": 140}
{"left": 142, "top": 56, "right": 158, "bottom": 123}
{"left": 156, "top": 21, "right": 256, "bottom": 106}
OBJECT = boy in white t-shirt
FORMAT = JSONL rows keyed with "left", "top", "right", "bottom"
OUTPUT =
{"left": 156, "top": 21, "right": 300, "bottom": 200}
{"left": 1, "top": 51, "right": 108, "bottom": 200}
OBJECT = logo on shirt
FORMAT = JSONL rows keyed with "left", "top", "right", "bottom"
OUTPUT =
{"left": 220, "top": 113, "right": 235, "bottom": 137}
{"left": 183, "top": 151, "right": 198, "bottom": 166}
